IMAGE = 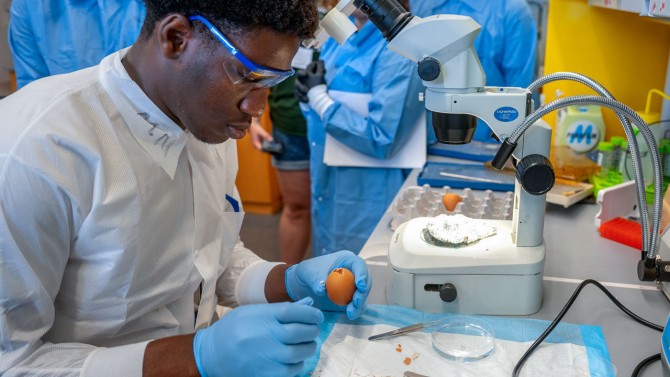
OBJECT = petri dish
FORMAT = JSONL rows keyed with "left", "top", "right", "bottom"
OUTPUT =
{"left": 431, "top": 316, "right": 496, "bottom": 362}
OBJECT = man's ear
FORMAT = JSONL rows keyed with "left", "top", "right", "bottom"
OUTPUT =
{"left": 155, "top": 14, "right": 194, "bottom": 59}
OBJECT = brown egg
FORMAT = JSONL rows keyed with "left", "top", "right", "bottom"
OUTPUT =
{"left": 441, "top": 193, "right": 462, "bottom": 211}
{"left": 325, "top": 268, "right": 356, "bottom": 306}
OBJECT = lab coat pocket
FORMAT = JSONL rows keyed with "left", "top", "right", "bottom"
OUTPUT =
{"left": 193, "top": 209, "right": 244, "bottom": 329}
{"left": 218, "top": 210, "right": 245, "bottom": 269}
{"left": 192, "top": 212, "right": 223, "bottom": 329}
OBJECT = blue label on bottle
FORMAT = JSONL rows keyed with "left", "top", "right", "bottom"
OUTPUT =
{"left": 494, "top": 107, "right": 519, "bottom": 122}
{"left": 566, "top": 122, "right": 600, "bottom": 153}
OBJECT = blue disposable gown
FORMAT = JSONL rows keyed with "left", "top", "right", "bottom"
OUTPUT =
{"left": 304, "top": 21, "right": 424, "bottom": 256}
{"left": 8, "top": 0, "right": 145, "bottom": 88}
{"left": 409, "top": 0, "right": 537, "bottom": 141}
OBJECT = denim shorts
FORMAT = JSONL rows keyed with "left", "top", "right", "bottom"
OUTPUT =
{"left": 270, "top": 127, "right": 310, "bottom": 171}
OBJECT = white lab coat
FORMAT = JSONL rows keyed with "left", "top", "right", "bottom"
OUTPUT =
{"left": 0, "top": 49, "right": 279, "bottom": 376}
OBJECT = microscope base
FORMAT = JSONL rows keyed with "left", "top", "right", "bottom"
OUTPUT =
{"left": 387, "top": 268, "right": 544, "bottom": 315}
{"left": 387, "top": 217, "right": 545, "bottom": 315}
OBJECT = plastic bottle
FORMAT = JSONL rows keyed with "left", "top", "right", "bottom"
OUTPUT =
{"left": 617, "top": 140, "right": 629, "bottom": 179}
{"left": 587, "top": 147, "right": 599, "bottom": 163}
{"left": 663, "top": 143, "right": 670, "bottom": 183}
{"left": 556, "top": 105, "right": 605, "bottom": 154}
{"left": 609, "top": 136, "right": 625, "bottom": 172}
{"left": 621, "top": 127, "right": 653, "bottom": 182}
{"left": 596, "top": 141, "right": 616, "bottom": 176}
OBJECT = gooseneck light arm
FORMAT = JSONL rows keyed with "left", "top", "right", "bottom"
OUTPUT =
{"left": 493, "top": 94, "right": 663, "bottom": 273}
{"left": 526, "top": 73, "right": 651, "bottom": 254}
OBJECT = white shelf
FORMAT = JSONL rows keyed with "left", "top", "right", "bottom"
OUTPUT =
{"left": 588, "top": 0, "right": 643, "bottom": 13}
{"left": 589, "top": 0, "right": 670, "bottom": 20}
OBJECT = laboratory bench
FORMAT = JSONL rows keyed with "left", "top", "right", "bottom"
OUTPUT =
{"left": 359, "top": 167, "right": 670, "bottom": 377}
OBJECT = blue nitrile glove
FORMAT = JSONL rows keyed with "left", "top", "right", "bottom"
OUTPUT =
{"left": 193, "top": 298, "right": 323, "bottom": 377}
{"left": 285, "top": 250, "right": 371, "bottom": 320}
{"left": 294, "top": 60, "right": 327, "bottom": 103}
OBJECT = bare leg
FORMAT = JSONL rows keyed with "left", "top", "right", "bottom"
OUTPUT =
{"left": 276, "top": 169, "right": 311, "bottom": 264}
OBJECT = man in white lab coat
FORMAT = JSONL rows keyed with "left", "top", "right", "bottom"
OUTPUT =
{"left": 0, "top": 1, "right": 371, "bottom": 376}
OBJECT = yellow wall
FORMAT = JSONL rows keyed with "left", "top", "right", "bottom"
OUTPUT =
{"left": 543, "top": 0, "right": 670, "bottom": 138}
{"left": 236, "top": 107, "right": 283, "bottom": 214}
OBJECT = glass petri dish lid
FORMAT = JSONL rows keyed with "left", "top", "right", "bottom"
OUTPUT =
{"left": 431, "top": 315, "right": 496, "bottom": 362}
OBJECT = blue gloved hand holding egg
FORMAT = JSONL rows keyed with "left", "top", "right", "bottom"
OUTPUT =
{"left": 285, "top": 250, "right": 371, "bottom": 319}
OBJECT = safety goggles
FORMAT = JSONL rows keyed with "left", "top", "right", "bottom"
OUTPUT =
{"left": 189, "top": 15, "right": 295, "bottom": 88}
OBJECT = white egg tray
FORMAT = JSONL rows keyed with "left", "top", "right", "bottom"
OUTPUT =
{"left": 390, "top": 185, "right": 514, "bottom": 230}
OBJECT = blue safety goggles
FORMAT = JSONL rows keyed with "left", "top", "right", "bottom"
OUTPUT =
{"left": 189, "top": 15, "right": 295, "bottom": 88}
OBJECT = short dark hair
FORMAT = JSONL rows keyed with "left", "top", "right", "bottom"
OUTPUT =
{"left": 141, "top": 0, "right": 319, "bottom": 40}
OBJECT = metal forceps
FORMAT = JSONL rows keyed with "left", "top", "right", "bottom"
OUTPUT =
{"left": 368, "top": 317, "right": 448, "bottom": 341}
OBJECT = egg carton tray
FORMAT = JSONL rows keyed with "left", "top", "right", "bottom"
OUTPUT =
{"left": 390, "top": 185, "right": 514, "bottom": 231}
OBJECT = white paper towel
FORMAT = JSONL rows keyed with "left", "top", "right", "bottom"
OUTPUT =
{"left": 310, "top": 323, "right": 590, "bottom": 377}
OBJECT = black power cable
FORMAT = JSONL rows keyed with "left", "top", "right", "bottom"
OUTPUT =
{"left": 512, "top": 279, "right": 664, "bottom": 377}
{"left": 631, "top": 353, "right": 661, "bottom": 377}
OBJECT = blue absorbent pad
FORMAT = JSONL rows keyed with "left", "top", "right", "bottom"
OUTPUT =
{"left": 417, "top": 161, "right": 515, "bottom": 191}
{"left": 301, "top": 304, "right": 612, "bottom": 376}
{"left": 662, "top": 315, "right": 670, "bottom": 372}
{"left": 428, "top": 141, "right": 501, "bottom": 162}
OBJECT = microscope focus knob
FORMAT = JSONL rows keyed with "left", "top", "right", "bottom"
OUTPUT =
{"left": 439, "top": 283, "right": 457, "bottom": 302}
{"left": 418, "top": 57, "right": 441, "bottom": 81}
{"left": 516, "top": 154, "right": 555, "bottom": 195}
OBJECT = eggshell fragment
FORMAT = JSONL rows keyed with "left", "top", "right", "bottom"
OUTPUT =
{"left": 325, "top": 268, "right": 356, "bottom": 306}
{"left": 441, "top": 193, "right": 462, "bottom": 212}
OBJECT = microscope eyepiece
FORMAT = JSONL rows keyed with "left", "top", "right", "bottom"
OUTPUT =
{"left": 353, "top": 0, "right": 414, "bottom": 42}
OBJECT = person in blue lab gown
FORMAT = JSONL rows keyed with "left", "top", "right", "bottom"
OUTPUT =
{"left": 297, "top": 3, "right": 424, "bottom": 257}
{"left": 8, "top": 0, "right": 145, "bottom": 89}
{"left": 410, "top": 0, "right": 537, "bottom": 142}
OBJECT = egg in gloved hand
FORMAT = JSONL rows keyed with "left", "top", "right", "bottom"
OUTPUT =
{"left": 325, "top": 268, "right": 356, "bottom": 306}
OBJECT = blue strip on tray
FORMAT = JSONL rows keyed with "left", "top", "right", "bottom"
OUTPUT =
{"left": 427, "top": 141, "right": 501, "bottom": 162}
{"left": 417, "top": 161, "right": 515, "bottom": 191}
